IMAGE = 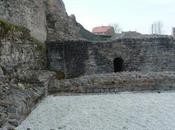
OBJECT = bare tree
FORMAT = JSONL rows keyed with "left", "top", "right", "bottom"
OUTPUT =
{"left": 151, "top": 21, "right": 163, "bottom": 34}
{"left": 172, "top": 27, "right": 175, "bottom": 37}
{"left": 110, "top": 23, "right": 122, "bottom": 33}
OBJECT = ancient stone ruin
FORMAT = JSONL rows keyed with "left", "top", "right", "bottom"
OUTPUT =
{"left": 0, "top": 0, "right": 175, "bottom": 129}
{"left": 47, "top": 36, "right": 175, "bottom": 78}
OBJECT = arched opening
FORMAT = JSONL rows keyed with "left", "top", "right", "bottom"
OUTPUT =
{"left": 114, "top": 57, "right": 124, "bottom": 72}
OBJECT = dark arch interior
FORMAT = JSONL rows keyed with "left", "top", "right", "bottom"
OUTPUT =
{"left": 114, "top": 57, "right": 124, "bottom": 72}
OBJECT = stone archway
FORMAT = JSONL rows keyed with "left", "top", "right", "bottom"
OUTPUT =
{"left": 113, "top": 57, "right": 124, "bottom": 72}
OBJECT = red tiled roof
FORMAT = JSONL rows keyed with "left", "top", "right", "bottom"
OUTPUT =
{"left": 92, "top": 26, "right": 112, "bottom": 33}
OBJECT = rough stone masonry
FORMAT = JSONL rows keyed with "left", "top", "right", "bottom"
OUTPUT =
{"left": 47, "top": 35, "right": 175, "bottom": 78}
{"left": 0, "top": 0, "right": 175, "bottom": 129}
{"left": 0, "top": 19, "right": 55, "bottom": 129}
{"left": 0, "top": 0, "right": 101, "bottom": 42}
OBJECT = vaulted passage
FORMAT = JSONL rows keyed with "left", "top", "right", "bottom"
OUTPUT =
{"left": 114, "top": 57, "right": 124, "bottom": 72}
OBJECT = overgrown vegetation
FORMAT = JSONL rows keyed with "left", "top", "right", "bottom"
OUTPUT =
{"left": 0, "top": 19, "right": 45, "bottom": 52}
{"left": 0, "top": 19, "right": 30, "bottom": 38}
{"left": 30, "top": 36, "right": 46, "bottom": 52}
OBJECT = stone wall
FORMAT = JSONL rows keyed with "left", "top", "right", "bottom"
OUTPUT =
{"left": 0, "top": 0, "right": 47, "bottom": 42}
{"left": 0, "top": 0, "right": 102, "bottom": 42}
{"left": 64, "top": 41, "right": 89, "bottom": 78}
{"left": 93, "top": 36, "right": 175, "bottom": 73}
{"left": 47, "top": 41, "right": 65, "bottom": 72}
{"left": 0, "top": 20, "right": 55, "bottom": 129}
{"left": 47, "top": 41, "right": 90, "bottom": 78}
{"left": 48, "top": 72, "right": 175, "bottom": 94}
{"left": 47, "top": 36, "right": 175, "bottom": 78}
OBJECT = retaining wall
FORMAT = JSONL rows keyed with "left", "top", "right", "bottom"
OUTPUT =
{"left": 48, "top": 71, "right": 175, "bottom": 93}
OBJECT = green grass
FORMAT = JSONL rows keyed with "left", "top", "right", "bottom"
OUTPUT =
{"left": 0, "top": 19, "right": 30, "bottom": 38}
{"left": 30, "top": 36, "right": 46, "bottom": 52}
{"left": 0, "top": 19, "right": 45, "bottom": 52}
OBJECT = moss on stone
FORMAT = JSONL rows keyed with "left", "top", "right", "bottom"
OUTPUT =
{"left": 30, "top": 36, "right": 46, "bottom": 52}
{"left": 0, "top": 19, "right": 30, "bottom": 39}
{"left": 0, "top": 19, "right": 45, "bottom": 52}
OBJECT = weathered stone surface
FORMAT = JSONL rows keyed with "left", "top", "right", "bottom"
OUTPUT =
{"left": 0, "top": 20, "right": 54, "bottom": 129}
{"left": 48, "top": 71, "right": 175, "bottom": 94}
{"left": 47, "top": 36, "right": 175, "bottom": 78}
{"left": 0, "top": 41, "right": 45, "bottom": 72}
{"left": 0, "top": 0, "right": 47, "bottom": 42}
{"left": 0, "top": 0, "right": 101, "bottom": 42}
{"left": 0, "top": 67, "right": 4, "bottom": 77}
{"left": 0, "top": 0, "right": 175, "bottom": 129}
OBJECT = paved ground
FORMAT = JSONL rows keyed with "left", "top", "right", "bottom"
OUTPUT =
{"left": 17, "top": 91, "right": 175, "bottom": 130}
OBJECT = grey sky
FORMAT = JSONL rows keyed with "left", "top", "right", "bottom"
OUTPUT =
{"left": 64, "top": 0, "right": 175, "bottom": 34}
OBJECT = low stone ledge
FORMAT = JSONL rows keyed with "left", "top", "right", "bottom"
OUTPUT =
{"left": 48, "top": 71, "right": 175, "bottom": 94}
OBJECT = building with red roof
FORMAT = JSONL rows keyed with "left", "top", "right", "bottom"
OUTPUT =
{"left": 92, "top": 26, "right": 115, "bottom": 36}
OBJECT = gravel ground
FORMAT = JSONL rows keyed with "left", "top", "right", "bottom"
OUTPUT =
{"left": 17, "top": 92, "right": 175, "bottom": 130}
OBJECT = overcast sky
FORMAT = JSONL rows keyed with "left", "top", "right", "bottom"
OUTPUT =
{"left": 63, "top": 0, "right": 175, "bottom": 34}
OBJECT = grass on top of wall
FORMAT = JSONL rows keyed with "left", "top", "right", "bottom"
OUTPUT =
{"left": 0, "top": 19, "right": 45, "bottom": 52}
